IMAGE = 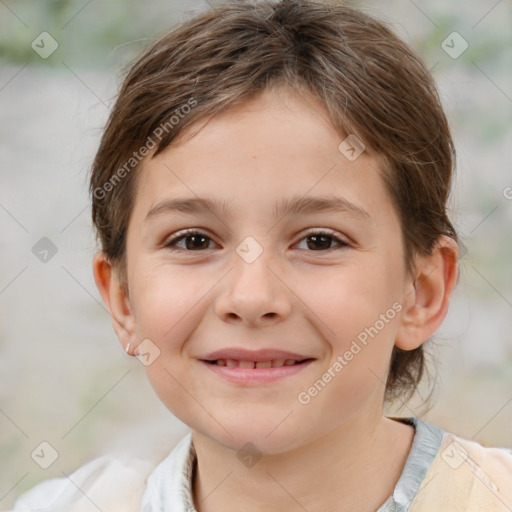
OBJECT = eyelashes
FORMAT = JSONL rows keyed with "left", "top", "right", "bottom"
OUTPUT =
{"left": 164, "top": 229, "right": 213, "bottom": 251}
{"left": 163, "top": 228, "right": 351, "bottom": 253}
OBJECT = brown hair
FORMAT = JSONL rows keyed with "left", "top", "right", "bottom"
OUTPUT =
{"left": 89, "top": 0, "right": 457, "bottom": 403}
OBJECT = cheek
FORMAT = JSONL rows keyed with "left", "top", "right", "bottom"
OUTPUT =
{"left": 303, "top": 261, "right": 401, "bottom": 341}
{"left": 301, "top": 263, "right": 401, "bottom": 391}
{"left": 131, "top": 263, "right": 207, "bottom": 342}
{"left": 128, "top": 263, "right": 214, "bottom": 393}
{"left": 129, "top": 266, "right": 206, "bottom": 421}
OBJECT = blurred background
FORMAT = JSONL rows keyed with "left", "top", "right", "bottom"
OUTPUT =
{"left": 0, "top": 0, "right": 511, "bottom": 508}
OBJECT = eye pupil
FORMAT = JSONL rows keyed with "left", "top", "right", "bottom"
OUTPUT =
{"left": 307, "top": 235, "right": 331, "bottom": 251}
{"left": 186, "top": 235, "right": 209, "bottom": 250}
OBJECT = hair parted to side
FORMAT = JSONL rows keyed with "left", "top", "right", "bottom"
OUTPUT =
{"left": 90, "top": 0, "right": 458, "bottom": 404}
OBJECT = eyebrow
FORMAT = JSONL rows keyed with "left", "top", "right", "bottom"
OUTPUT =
{"left": 145, "top": 194, "right": 371, "bottom": 223}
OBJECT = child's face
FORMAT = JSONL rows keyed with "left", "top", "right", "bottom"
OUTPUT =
{"left": 122, "top": 86, "right": 415, "bottom": 452}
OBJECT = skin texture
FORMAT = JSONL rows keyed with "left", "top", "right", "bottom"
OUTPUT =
{"left": 93, "top": 85, "right": 458, "bottom": 511}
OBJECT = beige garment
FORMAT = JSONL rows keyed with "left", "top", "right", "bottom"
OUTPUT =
{"left": 410, "top": 432, "right": 512, "bottom": 511}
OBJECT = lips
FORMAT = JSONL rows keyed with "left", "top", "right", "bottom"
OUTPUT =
{"left": 198, "top": 347, "right": 316, "bottom": 385}
{"left": 200, "top": 347, "right": 314, "bottom": 366}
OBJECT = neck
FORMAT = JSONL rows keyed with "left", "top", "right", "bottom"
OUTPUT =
{"left": 191, "top": 413, "right": 414, "bottom": 512}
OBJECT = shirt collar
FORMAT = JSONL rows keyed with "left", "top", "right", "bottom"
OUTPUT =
{"left": 141, "top": 417, "right": 445, "bottom": 512}
{"left": 377, "top": 417, "right": 445, "bottom": 511}
{"left": 141, "top": 431, "right": 197, "bottom": 512}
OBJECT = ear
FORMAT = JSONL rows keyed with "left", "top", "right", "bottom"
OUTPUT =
{"left": 92, "top": 252, "right": 137, "bottom": 355}
{"left": 395, "top": 235, "right": 459, "bottom": 350}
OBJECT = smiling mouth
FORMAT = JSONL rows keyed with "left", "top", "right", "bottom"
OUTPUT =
{"left": 203, "top": 358, "right": 314, "bottom": 368}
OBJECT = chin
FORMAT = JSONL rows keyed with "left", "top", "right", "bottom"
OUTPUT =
{"left": 197, "top": 418, "right": 307, "bottom": 456}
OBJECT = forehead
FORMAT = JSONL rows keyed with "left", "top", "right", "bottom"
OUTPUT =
{"left": 169, "top": 86, "right": 341, "bottom": 163}
{"left": 130, "top": 87, "right": 397, "bottom": 226}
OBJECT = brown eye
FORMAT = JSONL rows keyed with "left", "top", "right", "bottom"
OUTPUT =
{"left": 165, "top": 230, "right": 214, "bottom": 251}
{"left": 295, "top": 230, "right": 350, "bottom": 252}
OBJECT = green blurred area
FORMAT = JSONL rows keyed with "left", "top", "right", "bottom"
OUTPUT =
{"left": 0, "top": 0, "right": 509, "bottom": 69}
{"left": 0, "top": 0, "right": 184, "bottom": 69}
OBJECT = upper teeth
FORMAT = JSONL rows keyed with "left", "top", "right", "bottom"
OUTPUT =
{"left": 214, "top": 359, "right": 299, "bottom": 368}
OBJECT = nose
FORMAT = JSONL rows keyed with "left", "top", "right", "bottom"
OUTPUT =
{"left": 214, "top": 239, "right": 293, "bottom": 327}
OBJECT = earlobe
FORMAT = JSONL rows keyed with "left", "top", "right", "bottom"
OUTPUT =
{"left": 395, "top": 235, "right": 459, "bottom": 350}
{"left": 92, "top": 252, "right": 137, "bottom": 355}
